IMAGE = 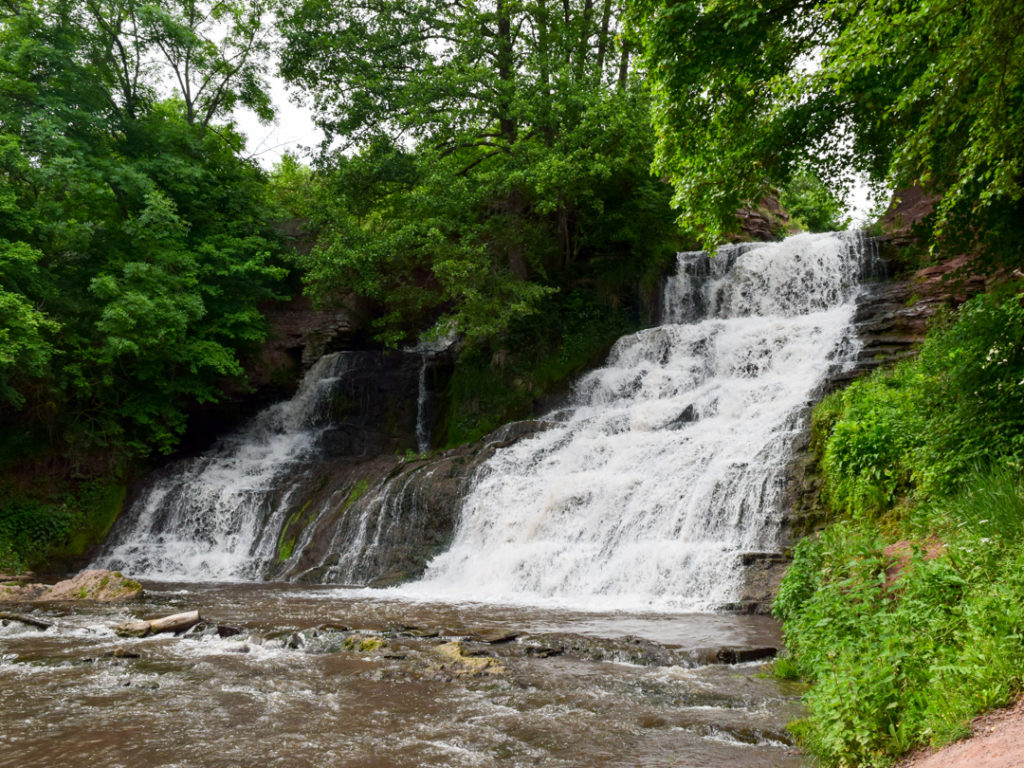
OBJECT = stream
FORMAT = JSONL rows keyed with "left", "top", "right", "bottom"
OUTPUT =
{"left": 1, "top": 583, "right": 804, "bottom": 768}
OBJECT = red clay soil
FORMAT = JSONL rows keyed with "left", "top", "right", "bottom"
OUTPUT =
{"left": 894, "top": 697, "right": 1024, "bottom": 768}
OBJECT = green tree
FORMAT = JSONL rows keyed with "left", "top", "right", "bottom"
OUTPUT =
{"left": 628, "top": 0, "right": 1024, "bottom": 260}
{"left": 0, "top": 0, "right": 289, "bottom": 455}
{"left": 277, "top": 0, "right": 681, "bottom": 343}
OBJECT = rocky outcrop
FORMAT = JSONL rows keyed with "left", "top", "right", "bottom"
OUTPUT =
{"left": 879, "top": 185, "right": 937, "bottom": 247}
{"left": 273, "top": 419, "right": 549, "bottom": 586}
{"left": 1, "top": 569, "right": 142, "bottom": 603}
{"left": 732, "top": 196, "right": 791, "bottom": 242}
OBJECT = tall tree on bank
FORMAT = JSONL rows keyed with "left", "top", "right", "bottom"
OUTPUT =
{"left": 277, "top": 0, "right": 681, "bottom": 343}
{"left": 0, "top": 0, "right": 288, "bottom": 456}
{"left": 627, "top": 0, "right": 1024, "bottom": 260}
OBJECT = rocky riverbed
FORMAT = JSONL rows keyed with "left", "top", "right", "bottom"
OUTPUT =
{"left": 1, "top": 581, "right": 806, "bottom": 768}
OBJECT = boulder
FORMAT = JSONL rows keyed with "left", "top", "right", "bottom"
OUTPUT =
{"left": 34, "top": 569, "right": 143, "bottom": 602}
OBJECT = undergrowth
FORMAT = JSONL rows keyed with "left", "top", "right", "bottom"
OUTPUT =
{"left": 775, "top": 284, "right": 1024, "bottom": 766}
{"left": 0, "top": 479, "right": 126, "bottom": 573}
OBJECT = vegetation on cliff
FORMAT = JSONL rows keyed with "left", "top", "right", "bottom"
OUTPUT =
{"left": 774, "top": 285, "right": 1024, "bottom": 766}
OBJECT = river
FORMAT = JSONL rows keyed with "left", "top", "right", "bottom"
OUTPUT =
{"left": 1, "top": 583, "right": 804, "bottom": 767}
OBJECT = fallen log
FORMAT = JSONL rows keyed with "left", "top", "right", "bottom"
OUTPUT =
{"left": 116, "top": 610, "right": 200, "bottom": 638}
{"left": 0, "top": 611, "right": 53, "bottom": 631}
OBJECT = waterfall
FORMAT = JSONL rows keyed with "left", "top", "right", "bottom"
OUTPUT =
{"left": 415, "top": 356, "right": 430, "bottom": 453}
{"left": 95, "top": 353, "right": 361, "bottom": 581}
{"left": 399, "top": 231, "right": 871, "bottom": 611}
{"left": 96, "top": 230, "right": 872, "bottom": 605}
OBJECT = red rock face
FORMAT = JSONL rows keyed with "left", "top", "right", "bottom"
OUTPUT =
{"left": 732, "top": 196, "right": 791, "bottom": 243}
{"left": 879, "top": 185, "right": 938, "bottom": 246}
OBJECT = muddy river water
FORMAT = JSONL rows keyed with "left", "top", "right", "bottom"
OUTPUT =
{"left": 0, "top": 583, "right": 806, "bottom": 768}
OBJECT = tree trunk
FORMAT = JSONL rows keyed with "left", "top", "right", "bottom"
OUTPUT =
{"left": 496, "top": 0, "right": 517, "bottom": 143}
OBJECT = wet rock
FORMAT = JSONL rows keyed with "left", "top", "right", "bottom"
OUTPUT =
{"left": 105, "top": 647, "right": 141, "bottom": 659}
{"left": 315, "top": 622, "right": 351, "bottom": 633}
{"left": 729, "top": 552, "right": 792, "bottom": 614}
{"left": 342, "top": 634, "right": 384, "bottom": 653}
{"left": 216, "top": 624, "right": 243, "bottom": 638}
{"left": 467, "top": 628, "right": 519, "bottom": 644}
{"left": 35, "top": 570, "right": 142, "bottom": 602}
{"left": 432, "top": 641, "right": 505, "bottom": 676}
{"left": 712, "top": 646, "right": 778, "bottom": 665}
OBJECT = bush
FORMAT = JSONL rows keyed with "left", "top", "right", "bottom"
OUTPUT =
{"left": 777, "top": 285, "right": 1024, "bottom": 765}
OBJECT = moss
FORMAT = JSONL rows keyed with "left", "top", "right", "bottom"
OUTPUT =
{"left": 276, "top": 501, "right": 311, "bottom": 562}
{"left": 340, "top": 479, "right": 370, "bottom": 513}
{"left": 342, "top": 634, "right": 384, "bottom": 653}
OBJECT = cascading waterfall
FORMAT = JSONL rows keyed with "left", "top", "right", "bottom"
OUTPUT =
{"left": 95, "top": 353, "right": 357, "bottom": 581}
{"left": 399, "top": 231, "right": 871, "bottom": 610}
{"left": 95, "top": 230, "right": 872, "bottom": 607}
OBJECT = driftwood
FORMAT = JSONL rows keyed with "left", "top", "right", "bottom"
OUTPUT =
{"left": 116, "top": 610, "right": 200, "bottom": 638}
{"left": 0, "top": 611, "right": 53, "bottom": 630}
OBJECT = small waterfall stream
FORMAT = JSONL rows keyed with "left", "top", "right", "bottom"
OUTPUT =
{"left": 96, "top": 353, "right": 357, "bottom": 581}
{"left": 97, "top": 231, "right": 873, "bottom": 609}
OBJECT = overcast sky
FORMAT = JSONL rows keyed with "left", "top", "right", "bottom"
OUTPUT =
{"left": 232, "top": 77, "right": 323, "bottom": 168}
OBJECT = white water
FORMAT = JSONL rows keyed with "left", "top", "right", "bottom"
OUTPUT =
{"left": 96, "top": 231, "right": 871, "bottom": 608}
{"left": 95, "top": 353, "right": 355, "bottom": 581}
{"left": 398, "top": 232, "right": 869, "bottom": 611}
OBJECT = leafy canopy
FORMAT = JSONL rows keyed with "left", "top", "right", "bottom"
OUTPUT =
{"left": 628, "top": 0, "right": 1024, "bottom": 259}
{"left": 0, "top": 0, "right": 289, "bottom": 456}
{"left": 277, "top": 0, "right": 682, "bottom": 344}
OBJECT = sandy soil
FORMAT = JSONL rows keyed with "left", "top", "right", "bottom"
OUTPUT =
{"left": 895, "top": 697, "right": 1024, "bottom": 768}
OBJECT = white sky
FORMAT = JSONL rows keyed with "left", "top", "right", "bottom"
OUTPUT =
{"left": 232, "top": 77, "right": 323, "bottom": 169}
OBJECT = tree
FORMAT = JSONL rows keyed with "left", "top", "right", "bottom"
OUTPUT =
{"left": 0, "top": 0, "right": 289, "bottom": 455}
{"left": 628, "top": 0, "right": 1024, "bottom": 260}
{"left": 277, "top": 0, "right": 681, "bottom": 343}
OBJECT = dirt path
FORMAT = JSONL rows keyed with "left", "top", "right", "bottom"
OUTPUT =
{"left": 895, "top": 697, "right": 1024, "bottom": 768}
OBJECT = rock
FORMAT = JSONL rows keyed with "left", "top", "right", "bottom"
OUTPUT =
{"left": 115, "top": 620, "right": 152, "bottom": 638}
{"left": 0, "top": 582, "right": 47, "bottom": 602}
{"left": 35, "top": 569, "right": 142, "bottom": 602}
{"left": 106, "top": 647, "right": 141, "bottom": 659}
{"left": 432, "top": 641, "right": 505, "bottom": 676}
{"left": 216, "top": 624, "right": 243, "bottom": 638}
{"left": 467, "top": 628, "right": 519, "bottom": 644}
{"left": 713, "top": 646, "right": 778, "bottom": 665}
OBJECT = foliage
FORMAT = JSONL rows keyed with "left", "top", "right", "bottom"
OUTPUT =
{"left": 0, "top": 0, "right": 290, "bottom": 456}
{"left": 277, "top": 0, "right": 683, "bottom": 345}
{"left": 776, "top": 285, "right": 1024, "bottom": 765}
{"left": 819, "top": 286, "right": 1024, "bottom": 518}
{"left": 628, "top": 0, "right": 1024, "bottom": 261}
{"left": 439, "top": 288, "right": 643, "bottom": 446}
{"left": 780, "top": 170, "right": 851, "bottom": 233}
{"left": 0, "top": 479, "right": 126, "bottom": 572}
